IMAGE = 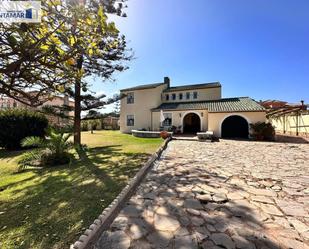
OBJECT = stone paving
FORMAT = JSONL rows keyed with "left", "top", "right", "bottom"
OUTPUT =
{"left": 95, "top": 140, "right": 309, "bottom": 249}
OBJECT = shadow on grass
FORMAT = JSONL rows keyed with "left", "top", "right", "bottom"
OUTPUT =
{"left": 0, "top": 148, "right": 26, "bottom": 160}
{"left": 0, "top": 145, "right": 151, "bottom": 249}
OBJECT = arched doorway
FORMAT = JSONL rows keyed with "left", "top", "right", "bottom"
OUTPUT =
{"left": 221, "top": 115, "right": 249, "bottom": 138}
{"left": 183, "top": 113, "right": 201, "bottom": 133}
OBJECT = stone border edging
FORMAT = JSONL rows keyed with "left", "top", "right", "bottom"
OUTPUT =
{"left": 70, "top": 137, "right": 172, "bottom": 249}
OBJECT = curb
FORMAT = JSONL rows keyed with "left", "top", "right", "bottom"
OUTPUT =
{"left": 172, "top": 137, "right": 198, "bottom": 142}
{"left": 70, "top": 137, "right": 172, "bottom": 249}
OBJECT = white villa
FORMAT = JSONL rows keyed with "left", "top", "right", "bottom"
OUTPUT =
{"left": 119, "top": 77, "right": 266, "bottom": 138}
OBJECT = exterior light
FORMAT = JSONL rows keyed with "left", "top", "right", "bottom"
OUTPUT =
{"left": 201, "top": 112, "right": 203, "bottom": 117}
{"left": 179, "top": 113, "right": 182, "bottom": 118}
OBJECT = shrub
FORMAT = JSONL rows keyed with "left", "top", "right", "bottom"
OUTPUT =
{"left": 0, "top": 109, "right": 48, "bottom": 150}
{"left": 51, "top": 124, "right": 74, "bottom": 133}
{"left": 81, "top": 121, "right": 88, "bottom": 131}
{"left": 41, "top": 152, "right": 71, "bottom": 166}
{"left": 250, "top": 122, "right": 275, "bottom": 141}
{"left": 18, "top": 128, "right": 73, "bottom": 170}
{"left": 89, "top": 119, "right": 100, "bottom": 131}
{"left": 170, "top": 126, "right": 177, "bottom": 133}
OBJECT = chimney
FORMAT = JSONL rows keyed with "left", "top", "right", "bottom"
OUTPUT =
{"left": 300, "top": 100, "right": 305, "bottom": 110}
{"left": 164, "top": 77, "right": 170, "bottom": 87}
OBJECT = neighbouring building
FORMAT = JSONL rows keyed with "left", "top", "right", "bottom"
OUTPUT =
{"left": 0, "top": 94, "right": 74, "bottom": 126}
{"left": 261, "top": 100, "right": 309, "bottom": 137}
{"left": 260, "top": 99, "right": 288, "bottom": 109}
{"left": 0, "top": 96, "right": 23, "bottom": 109}
{"left": 119, "top": 77, "right": 266, "bottom": 138}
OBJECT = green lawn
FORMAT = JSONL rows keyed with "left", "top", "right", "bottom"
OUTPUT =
{"left": 0, "top": 131, "right": 162, "bottom": 249}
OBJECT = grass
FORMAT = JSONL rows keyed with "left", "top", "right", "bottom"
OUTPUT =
{"left": 0, "top": 130, "right": 163, "bottom": 249}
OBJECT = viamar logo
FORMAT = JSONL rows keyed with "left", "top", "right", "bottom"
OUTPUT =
{"left": 25, "top": 8, "right": 33, "bottom": 19}
{"left": 25, "top": 8, "right": 39, "bottom": 20}
{"left": 0, "top": 1, "right": 41, "bottom": 23}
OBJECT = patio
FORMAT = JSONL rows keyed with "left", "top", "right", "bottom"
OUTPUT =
{"left": 95, "top": 139, "right": 309, "bottom": 249}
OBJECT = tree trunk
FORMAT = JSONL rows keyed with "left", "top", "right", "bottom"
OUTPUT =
{"left": 73, "top": 56, "right": 83, "bottom": 145}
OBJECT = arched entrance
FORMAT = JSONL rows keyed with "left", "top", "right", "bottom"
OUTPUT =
{"left": 183, "top": 113, "right": 201, "bottom": 133}
{"left": 221, "top": 115, "right": 249, "bottom": 138}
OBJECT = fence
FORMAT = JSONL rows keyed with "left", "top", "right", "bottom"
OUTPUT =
{"left": 269, "top": 113, "right": 309, "bottom": 137}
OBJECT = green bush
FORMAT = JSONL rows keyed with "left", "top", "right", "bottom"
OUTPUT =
{"left": 51, "top": 124, "right": 74, "bottom": 133}
{"left": 81, "top": 121, "right": 88, "bottom": 131}
{"left": 18, "top": 128, "right": 73, "bottom": 170}
{"left": 0, "top": 109, "right": 48, "bottom": 150}
{"left": 90, "top": 120, "right": 98, "bottom": 130}
{"left": 41, "top": 152, "right": 71, "bottom": 166}
{"left": 250, "top": 122, "right": 275, "bottom": 141}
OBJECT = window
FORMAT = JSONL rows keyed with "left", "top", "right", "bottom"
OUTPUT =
{"left": 162, "top": 113, "right": 172, "bottom": 126}
{"left": 179, "top": 93, "right": 183, "bottom": 100}
{"left": 186, "top": 92, "right": 190, "bottom": 99}
{"left": 165, "top": 94, "right": 169, "bottom": 101}
{"left": 127, "top": 115, "right": 134, "bottom": 126}
{"left": 193, "top": 91, "right": 198, "bottom": 99}
{"left": 172, "top": 93, "right": 176, "bottom": 100}
{"left": 127, "top": 92, "right": 134, "bottom": 104}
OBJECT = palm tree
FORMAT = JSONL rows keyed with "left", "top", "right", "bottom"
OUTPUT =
{"left": 19, "top": 128, "right": 73, "bottom": 170}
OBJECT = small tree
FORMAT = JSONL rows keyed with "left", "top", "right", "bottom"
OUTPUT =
{"left": 19, "top": 128, "right": 74, "bottom": 170}
{"left": 84, "top": 110, "right": 103, "bottom": 119}
{"left": 113, "top": 99, "right": 121, "bottom": 115}
{"left": 89, "top": 119, "right": 100, "bottom": 133}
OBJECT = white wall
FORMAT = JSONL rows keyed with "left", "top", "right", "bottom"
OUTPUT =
{"left": 162, "top": 87, "right": 221, "bottom": 103}
{"left": 269, "top": 114, "right": 309, "bottom": 136}
{"left": 208, "top": 112, "right": 266, "bottom": 137}
{"left": 151, "top": 110, "right": 208, "bottom": 132}
{"left": 120, "top": 84, "right": 168, "bottom": 133}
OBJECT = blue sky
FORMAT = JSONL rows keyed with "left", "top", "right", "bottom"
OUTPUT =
{"left": 91, "top": 0, "right": 309, "bottom": 112}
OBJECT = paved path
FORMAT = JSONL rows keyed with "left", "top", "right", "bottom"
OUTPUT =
{"left": 96, "top": 140, "right": 309, "bottom": 249}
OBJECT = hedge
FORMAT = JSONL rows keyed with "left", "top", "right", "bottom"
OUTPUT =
{"left": 0, "top": 109, "right": 48, "bottom": 150}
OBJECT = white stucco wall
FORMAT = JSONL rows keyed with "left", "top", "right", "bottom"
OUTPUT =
{"left": 151, "top": 110, "right": 208, "bottom": 132}
{"left": 120, "top": 83, "right": 168, "bottom": 133}
{"left": 162, "top": 87, "right": 221, "bottom": 103}
{"left": 208, "top": 111, "right": 266, "bottom": 137}
{"left": 269, "top": 114, "right": 309, "bottom": 135}
{"left": 119, "top": 80, "right": 265, "bottom": 136}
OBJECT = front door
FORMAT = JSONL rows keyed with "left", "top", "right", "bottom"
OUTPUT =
{"left": 183, "top": 113, "right": 201, "bottom": 133}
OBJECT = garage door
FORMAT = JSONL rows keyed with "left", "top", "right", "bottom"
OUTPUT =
{"left": 221, "top": 115, "right": 249, "bottom": 138}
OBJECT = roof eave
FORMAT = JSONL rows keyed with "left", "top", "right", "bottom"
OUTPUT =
{"left": 151, "top": 107, "right": 206, "bottom": 112}
{"left": 151, "top": 109, "right": 265, "bottom": 112}
{"left": 208, "top": 110, "right": 266, "bottom": 113}
{"left": 120, "top": 82, "right": 166, "bottom": 92}
{"left": 163, "top": 84, "right": 221, "bottom": 93}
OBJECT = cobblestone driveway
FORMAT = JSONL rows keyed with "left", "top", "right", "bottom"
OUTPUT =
{"left": 96, "top": 140, "right": 309, "bottom": 249}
